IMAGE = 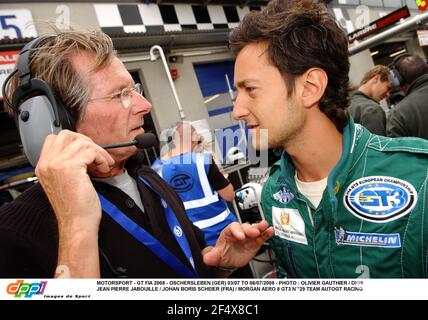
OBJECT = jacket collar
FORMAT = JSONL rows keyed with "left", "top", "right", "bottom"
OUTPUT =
{"left": 353, "top": 90, "right": 379, "bottom": 104}
{"left": 406, "top": 73, "right": 428, "bottom": 95}
{"left": 276, "top": 118, "right": 371, "bottom": 221}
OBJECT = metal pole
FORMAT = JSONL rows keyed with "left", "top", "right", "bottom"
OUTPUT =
{"left": 149, "top": 45, "right": 186, "bottom": 120}
{"left": 349, "top": 10, "right": 428, "bottom": 56}
{"left": 151, "top": 146, "right": 158, "bottom": 159}
{"left": 143, "top": 149, "right": 151, "bottom": 166}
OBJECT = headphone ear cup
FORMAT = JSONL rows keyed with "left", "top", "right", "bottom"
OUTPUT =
{"left": 388, "top": 53, "right": 412, "bottom": 89}
{"left": 6, "top": 35, "right": 78, "bottom": 167}
{"left": 17, "top": 95, "right": 63, "bottom": 166}
{"left": 395, "top": 69, "right": 404, "bottom": 87}
{"left": 167, "top": 135, "right": 175, "bottom": 149}
{"left": 389, "top": 69, "right": 403, "bottom": 89}
{"left": 166, "top": 125, "right": 177, "bottom": 149}
{"left": 11, "top": 78, "right": 75, "bottom": 166}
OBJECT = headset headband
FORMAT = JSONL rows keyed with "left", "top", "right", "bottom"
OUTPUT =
{"left": 390, "top": 53, "right": 412, "bottom": 69}
{"left": 16, "top": 35, "right": 56, "bottom": 87}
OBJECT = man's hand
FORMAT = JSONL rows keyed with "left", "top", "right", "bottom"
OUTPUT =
{"left": 35, "top": 130, "right": 115, "bottom": 277}
{"left": 36, "top": 130, "right": 115, "bottom": 226}
{"left": 203, "top": 220, "right": 274, "bottom": 270}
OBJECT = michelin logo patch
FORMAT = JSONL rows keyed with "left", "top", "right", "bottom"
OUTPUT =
{"left": 335, "top": 228, "right": 401, "bottom": 248}
{"left": 344, "top": 176, "right": 417, "bottom": 223}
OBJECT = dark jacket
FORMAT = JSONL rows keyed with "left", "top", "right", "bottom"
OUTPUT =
{"left": 0, "top": 156, "right": 212, "bottom": 278}
{"left": 387, "top": 73, "right": 428, "bottom": 139}
{"left": 349, "top": 91, "right": 386, "bottom": 136}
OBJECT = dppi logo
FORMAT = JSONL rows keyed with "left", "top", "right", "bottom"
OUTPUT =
{"left": 170, "top": 174, "right": 194, "bottom": 192}
{"left": 344, "top": 176, "right": 417, "bottom": 223}
{"left": 6, "top": 280, "right": 47, "bottom": 298}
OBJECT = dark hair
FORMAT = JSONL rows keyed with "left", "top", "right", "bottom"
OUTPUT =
{"left": 396, "top": 55, "right": 428, "bottom": 86}
{"left": 229, "top": 0, "right": 350, "bottom": 130}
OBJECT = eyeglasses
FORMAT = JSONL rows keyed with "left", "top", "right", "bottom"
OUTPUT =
{"left": 88, "top": 83, "right": 144, "bottom": 109}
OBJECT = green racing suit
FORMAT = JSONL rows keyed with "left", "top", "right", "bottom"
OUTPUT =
{"left": 261, "top": 119, "right": 428, "bottom": 278}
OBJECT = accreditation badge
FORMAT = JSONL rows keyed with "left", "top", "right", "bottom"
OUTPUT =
{"left": 272, "top": 207, "right": 308, "bottom": 245}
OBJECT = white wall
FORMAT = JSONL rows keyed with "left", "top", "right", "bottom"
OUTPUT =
{"left": 349, "top": 50, "right": 375, "bottom": 87}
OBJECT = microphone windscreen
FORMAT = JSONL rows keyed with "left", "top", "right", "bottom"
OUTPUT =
{"left": 134, "top": 133, "right": 157, "bottom": 149}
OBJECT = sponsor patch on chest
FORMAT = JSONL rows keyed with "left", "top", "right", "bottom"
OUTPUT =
{"left": 335, "top": 227, "right": 401, "bottom": 248}
{"left": 272, "top": 207, "right": 307, "bottom": 245}
{"left": 343, "top": 176, "right": 417, "bottom": 223}
{"left": 272, "top": 187, "right": 294, "bottom": 205}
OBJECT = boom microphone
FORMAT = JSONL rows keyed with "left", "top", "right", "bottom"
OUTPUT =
{"left": 101, "top": 133, "right": 157, "bottom": 149}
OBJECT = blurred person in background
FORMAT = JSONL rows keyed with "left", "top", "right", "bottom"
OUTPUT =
{"left": 387, "top": 54, "right": 428, "bottom": 139}
{"left": 152, "top": 122, "right": 236, "bottom": 247}
{"left": 349, "top": 65, "right": 390, "bottom": 136}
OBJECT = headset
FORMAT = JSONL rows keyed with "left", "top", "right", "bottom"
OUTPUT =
{"left": 2, "top": 35, "right": 76, "bottom": 167}
{"left": 388, "top": 53, "right": 412, "bottom": 90}
{"left": 164, "top": 125, "right": 177, "bottom": 151}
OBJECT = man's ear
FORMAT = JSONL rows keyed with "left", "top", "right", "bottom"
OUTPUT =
{"left": 372, "top": 75, "right": 380, "bottom": 83}
{"left": 401, "top": 83, "right": 409, "bottom": 94}
{"left": 301, "top": 68, "right": 328, "bottom": 109}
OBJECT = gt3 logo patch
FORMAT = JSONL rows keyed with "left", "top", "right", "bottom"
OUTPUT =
{"left": 344, "top": 176, "right": 417, "bottom": 223}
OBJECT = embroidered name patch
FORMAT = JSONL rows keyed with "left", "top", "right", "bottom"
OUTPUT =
{"left": 272, "top": 207, "right": 307, "bottom": 245}
{"left": 335, "top": 229, "right": 401, "bottom": 248}
{"left": 343, "top": 176, "right": 417, "bottom": 223}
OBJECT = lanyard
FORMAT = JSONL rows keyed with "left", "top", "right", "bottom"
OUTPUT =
{"left": 98, "top": 182, "right": 197, "bottom": 278}
{"left": 139, "top": 177, "right": 197, "bottom": 273}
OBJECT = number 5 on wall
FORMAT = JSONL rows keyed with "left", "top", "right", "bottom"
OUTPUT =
{"left": 0, "top": 15, "right": 22, "bottom": 39}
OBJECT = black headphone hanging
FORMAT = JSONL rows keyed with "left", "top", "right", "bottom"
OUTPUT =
{"left": 166, "top": 126, "right": 176, "bottom": 150}
{"left": 2, "top": 35, "right": 76, "bottom": 166}
{"left": 389, "top": 53, "right": 412, "bottom": 89}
